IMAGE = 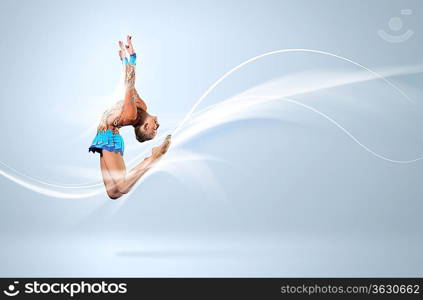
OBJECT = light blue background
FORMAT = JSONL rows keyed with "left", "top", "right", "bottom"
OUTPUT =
{"left": 0, "top": 0, "right": 423, "bottom": 276}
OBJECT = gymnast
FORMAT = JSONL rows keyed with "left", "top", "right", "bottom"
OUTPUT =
{"left": 89, "top": 35, "right": 171, "bottom": 199}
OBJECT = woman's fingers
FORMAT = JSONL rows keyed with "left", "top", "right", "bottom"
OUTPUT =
{"left": 118, "top": 41, "right": 127, "bottom": 55}
{"left": 118, "top": 37, "right": 135, "bottom": 62}
{"left": 118, "top": 40, "right": 129, "bottom": 65}
{"left": 125, "top": 35, "right": 135, "bottom": 54}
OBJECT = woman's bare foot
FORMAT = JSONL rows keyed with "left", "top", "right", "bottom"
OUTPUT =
{"left": 152, "top": 135, "right": 171, "bottom": 159}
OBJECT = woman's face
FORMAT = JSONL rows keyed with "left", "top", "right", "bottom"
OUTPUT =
{"left": 136, "top": 115, "right": 159, "bottom": 141}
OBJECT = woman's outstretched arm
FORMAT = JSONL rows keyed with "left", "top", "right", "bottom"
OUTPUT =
{"left": 96, "top": 37, "right": 142, "bottom": 131}
{"left": 123, "top": 36, "right": 148, "bottom": 112}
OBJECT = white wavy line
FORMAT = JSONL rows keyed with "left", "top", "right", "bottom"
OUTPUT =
{"left": 164, "top": 92, "right": 423, "bottom": 164}
{"left": 0, "top": 48, "right": 420, "bottom": 198}
{"left": 282, "top": 98, "right": 423, "bottom": 164}
{"left": 0, "top": 161, "right": 101, "bottom": 189}
{"left": 172, "top": 48, "right": 415, "bottom": 136}
{"left": 0, "top": 168, "right": 103, "bottom": 199}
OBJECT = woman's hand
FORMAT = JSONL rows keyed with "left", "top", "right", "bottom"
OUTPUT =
{"left": 118, "top": 40, "right": 127, "bottom": 60}
{"left": 125, "top": 35, "right": 135, "bottom": 55}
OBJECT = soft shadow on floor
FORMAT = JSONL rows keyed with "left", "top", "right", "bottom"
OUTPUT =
{"left": 115, "top": 248, "right": 237, "bottom": 259}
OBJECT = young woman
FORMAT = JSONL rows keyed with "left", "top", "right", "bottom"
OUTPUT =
{"left": 89, "top": 36, "right": 171, "bottom": 199}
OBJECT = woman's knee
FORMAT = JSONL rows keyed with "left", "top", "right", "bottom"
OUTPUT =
{"left": 107, "top": 190, "right": 123, "bottom": 200}
{"left": 115, "top": 183, "right": 130, "bottom": 195}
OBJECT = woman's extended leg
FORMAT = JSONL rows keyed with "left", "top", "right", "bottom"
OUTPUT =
{"left": 100, "top": 135, "right": 171, "bottom": 199}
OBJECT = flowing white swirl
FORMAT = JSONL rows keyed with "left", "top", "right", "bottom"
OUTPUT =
{"left": 0, "top": 49, "right": 422, "bottom": 198}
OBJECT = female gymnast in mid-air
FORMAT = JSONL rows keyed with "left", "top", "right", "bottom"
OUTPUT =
{"left": 89, "top": 35, "right": 171, "bottom": 199}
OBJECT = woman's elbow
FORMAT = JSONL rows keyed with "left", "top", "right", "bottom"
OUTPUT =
{"left": 121, "top": 113, "right": 137, "bottom": 124}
